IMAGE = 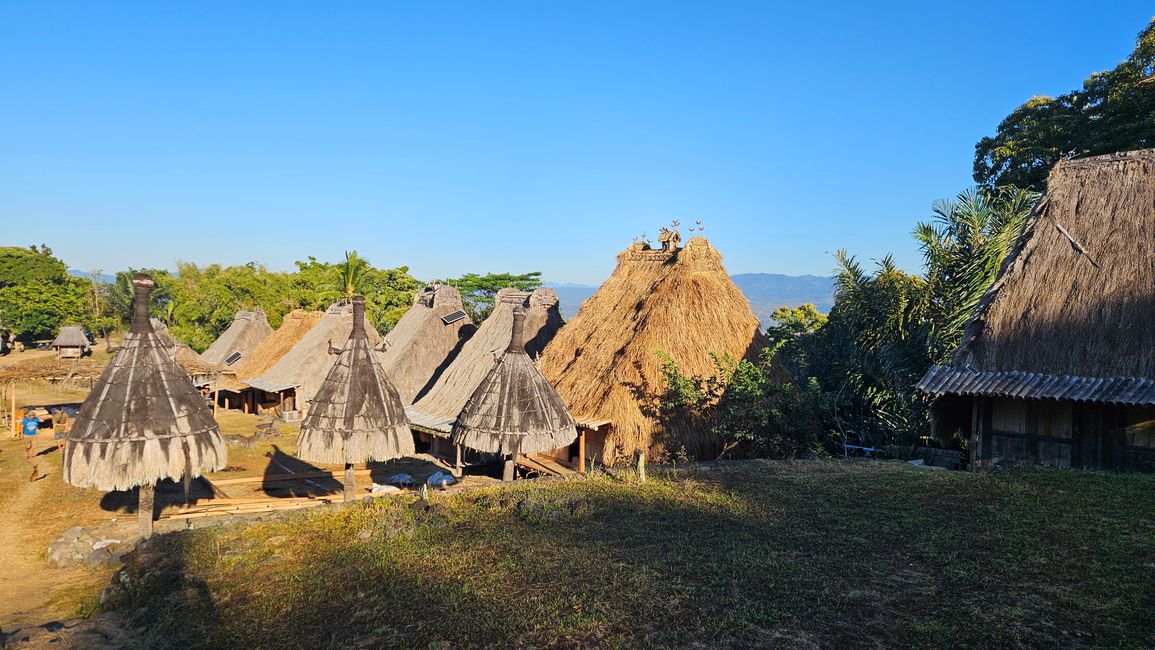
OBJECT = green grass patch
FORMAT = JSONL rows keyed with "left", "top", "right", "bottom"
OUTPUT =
{"left": 105, "top": 461, "right": 1155, "bottom": 648}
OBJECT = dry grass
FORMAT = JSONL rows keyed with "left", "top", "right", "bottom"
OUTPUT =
{"left": 229, "top": 309, "right": 325, "bottom": 382}
{"left": 199, "top": 311, "right": 273, "bottom": 367}
{"left": 541, "top": 237, "right": 787, "bottom": 462}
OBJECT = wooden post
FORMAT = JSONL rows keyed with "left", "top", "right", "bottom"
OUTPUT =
{"left": 636, "top": 450, "right": 646, "bottom": 483}
{"left": 502, "top": 457, "right": 516, "bottom": 482}
{"left": 212, "top": 378, "right": 219, "bottom": 417}
{"left": 578, "top": 430, "right": 587, "bottom": 474}
{"left": 344, "top": 463, "right": 356, "bottom": 502}
{"left": 453, "top": 444, "right": 463, "bottom": 478}
{"left": 10, "top": 381, "right": 18, "bottom": 439}
{"left": 139, "top": 483, "right": 155, "bottom": 539}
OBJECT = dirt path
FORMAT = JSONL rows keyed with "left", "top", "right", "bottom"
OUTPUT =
{"left": 0, "top": 444, "right": 100, "bottom": 632}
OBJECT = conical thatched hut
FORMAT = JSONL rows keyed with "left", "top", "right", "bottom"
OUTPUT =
{"left": 63, "top": 274, "right": 226, "bottom": 537}
{"left": 51, "top": 325, "right": 90, "bottom": 358}
{"left": 452, "top": 306, "right": 576, "bottom": 459}
{"left": 200, "top": 310, "right": 273, "bottom": 367}
{"left": 409, "top": 287, "right": 564, "bottom": 441}
{"left": 297, "top": 296, "right": 413, "bottom": 500}
{"left": 919, "top": 149, "right": 1155, "bottom": 472}
{"left": 540, "top": 234, "right": 788, "bottom": 464}
{"left": 378, "top": 283, "right": 476, "bottom": 404}
{"left": 248, "top": 303, "right": 383, "bottom": 416}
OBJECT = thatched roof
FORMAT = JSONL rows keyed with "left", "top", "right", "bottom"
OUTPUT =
{"left": 248, "top": 302, "right": 382, "bottom": 411}
{"left": 410, "top": 287, "right": 564, "bottom": 424}
{"left": 540, "top": 236, "right": 784, "bottom": 461}
{"left": 226, "top": 309, "right": 325, "bottom": 387}
{"left": 51, "top": 325, "right": 89, "bottom": 350}
{"left": 150, "top": 318, "right": 174, "bottom": 347}
{"left": 379, "top": 283, "right": 476, "bottom": 403}
{"left": 297, "top": 297, "right": 413, "bottom": 465}
{"left": 199, "top": 310, "right": 273, "bottom": 367}
{"left": 452, "top": 306, "right": 576, "bottom": 454}
{"left": 63, "top": 275, "right": 226, "bottom": 491}
{"left": 920, "top": 149, "right": 1155, "bottom": 404}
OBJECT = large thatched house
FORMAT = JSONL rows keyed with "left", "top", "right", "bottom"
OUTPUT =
{"left": 540, "top": 233, "right": 789, "bottom": 465}
{"left": 379, "top": 283, "right": 475, "bottom": 404}
{"left": 918, "top": 149, "right": 1155, "bottom": 471}
{"left": 50, "top": 325, "right": 89, "bottom": 358}
{"left": 452, "top": 305, "right": 577, "bottom": 457}
{"left": 407, "top": 288, "right": 563, "bottom": 453}
{"left": 212, "top": 308, "right": 325, "bottom": 414}
{"left": 297, "top": 297, "right": 413, "bottom": 500}
{"left": 63, "top": 275, "right": 226, "bottom": 537}
{"left": 200, "top": 310, "right": 273, "bottom": 367}
{"left": 247, "top": 303, "right": 382, "bottom": 416}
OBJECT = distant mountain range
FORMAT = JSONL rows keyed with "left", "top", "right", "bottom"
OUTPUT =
{"left": 546, "top": 274, "right": 834, "bottom": 325}
{"left": 68, "top": 269, "right": 116, "bottom": 284}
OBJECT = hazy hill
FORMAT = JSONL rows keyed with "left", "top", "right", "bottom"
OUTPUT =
{"left": 547, "top": 274, "right": 834, "bottom": 324}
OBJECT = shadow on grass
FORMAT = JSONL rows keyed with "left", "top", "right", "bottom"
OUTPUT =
{"left": 103, "top": 464, "right": 1155, "bottom": 649}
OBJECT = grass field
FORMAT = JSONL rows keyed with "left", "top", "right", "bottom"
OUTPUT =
{"left": 104, "top": 460, "right": 1155, "bottom": 649}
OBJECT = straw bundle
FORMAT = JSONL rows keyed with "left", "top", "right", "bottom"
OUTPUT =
{"left": 452, "top": 306, "right": 577, "bottom": 454}
{"left": 540, "top": 237, "right": 785, "bottom": 461}
{"left": 297, "top": 297, "right": 414, "bottom": 465}
{"left": 63, "top": 275, "right": 226, "bottom": 492}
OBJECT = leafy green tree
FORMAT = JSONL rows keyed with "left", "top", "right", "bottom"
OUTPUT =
{"left": 445, "top": 271, "right": 543, "bottom": 321}
{"left": 0, "top": 278, "right": 89, "bottom": 340}
{"left": 0, "top": 245, "right": 68, "bottom": 288}
{"left": 974, "top": 19, "right": 1155, "bottom": 190}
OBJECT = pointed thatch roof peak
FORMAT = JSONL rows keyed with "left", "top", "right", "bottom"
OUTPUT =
{"left": 297, "top": 296, "right": 413, "bottom": 465}
{"left": 200, "top": 310, "right": 274, "bottom": 367}
{"left": 411, "top": 287, "right": 564, "bottom": 422}
{"left": 63, "top": 274, "right": 226, "bottom": 491}
{"left": 540, "top": 233, "right": 787, "bottom": 461}
{"left": 249, "top": 302, "right": 382, "bottom": 411}
{"left": 920, "top": 149, "right": 1155, "bottom": 404}
{"left": 379, "top": 283, "right": 476, "bottom": 404}
{"left": 452, "top": 306, "right": 576, "bottom": 454}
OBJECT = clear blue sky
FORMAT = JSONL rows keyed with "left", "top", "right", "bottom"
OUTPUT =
{"left": 1, "top": 2, "right": 1151, "bottom": 285}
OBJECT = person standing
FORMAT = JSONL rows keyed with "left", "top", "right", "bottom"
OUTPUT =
{"left": 22, "top": 411, "right": 39, "bottom": 458}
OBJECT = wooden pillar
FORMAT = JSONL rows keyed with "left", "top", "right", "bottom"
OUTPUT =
{"left": 344, "top": 463, "right": 356, "bottom": 502}
{"left": 212, "top": 379, "right": 219, "bottom": 417}
{"left": 10, "top": 381, "right": 18, "bottom": 439}
{"left": 502, "top": 457, "right": 515, "bottom": 482}
{"left": 578, "top": 429, "right": 587, "bottom": 474}
{"left": 453, "top": 444, "right": 462, "bottom": 478}
{"left": 138, "top": 483, "right": 155, "bottom": 539}
{"left": 636, "top": 450, "right": 646, "bottom": 483}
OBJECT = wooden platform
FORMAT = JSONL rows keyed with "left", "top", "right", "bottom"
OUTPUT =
{"left": 516, "top": 454, "right": 579, "bottom": 477}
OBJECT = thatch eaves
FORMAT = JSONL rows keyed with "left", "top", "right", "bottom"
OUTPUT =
{"left": 379, "top": 283, "right": 476, "bottom": 404}
{"left": 920, "top": 149, "right": 1155, "bottom": 404}
{"left": 297, "top": 297, "right": 413, "bottom": 465}
{"left": 200, "top": 310, "right": 273, "bottom": 367}
{"left": 452, "top": 306, "right": 577, "bottom": 454}
{"left": 410, "top": 287, "right": 564, "bottom": 425}
{"left": 63, "top": 274, "right": 226, "bottom": 491}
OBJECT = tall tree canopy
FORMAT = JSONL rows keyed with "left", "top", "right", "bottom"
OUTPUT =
{"left": 974, "top": 19, "right": 1155, "bottom": 190}
{"left": 445, "top": 271, "right": 543, "bottom": 321}
{"left": 0, "top": 246, "right": 91, "bottom": 340}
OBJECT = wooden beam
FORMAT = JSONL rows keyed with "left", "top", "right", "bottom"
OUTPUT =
{"left": 210, "top": 468, "right": 376, "bottom": 486}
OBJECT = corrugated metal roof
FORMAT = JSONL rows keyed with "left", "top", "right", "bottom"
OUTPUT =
{"left": 917, "top": 365, "right": 1155, "bottom": 405}
{"left": 404, "top": 406, "right": 454, "bottom": 435}
{"left": 244, "top": 377, "right": 297, "bottom": 393}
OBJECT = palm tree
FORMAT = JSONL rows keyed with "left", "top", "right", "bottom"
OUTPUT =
{"left": 317, "top": 251, "right": 370, "bottom": 304}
